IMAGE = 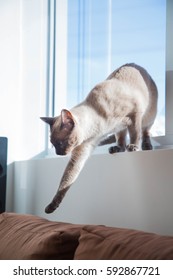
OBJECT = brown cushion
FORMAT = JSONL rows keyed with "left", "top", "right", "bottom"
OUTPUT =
{"left": 0, "top": 212, "right": 81, "bottom": 260}
{"left": 74, "top": 225, "right": 173, "bottom": 260}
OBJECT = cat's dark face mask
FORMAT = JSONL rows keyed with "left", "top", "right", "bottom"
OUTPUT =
{"left": 41, "top": 109, "right": 77, "bottom": 156}
{"left": 51, "top": 138, "right": 70, "bottom": 156}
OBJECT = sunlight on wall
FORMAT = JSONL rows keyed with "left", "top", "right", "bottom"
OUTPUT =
{"left": 0, "top": 0, "right": 48, "bottom": 163}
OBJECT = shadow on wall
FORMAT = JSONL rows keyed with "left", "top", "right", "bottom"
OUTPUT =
{"left": 6, "top": 162, "right": 15, "bottom": 212}
{"left": 6, "top": 148, "right": 49, "bottom": 214}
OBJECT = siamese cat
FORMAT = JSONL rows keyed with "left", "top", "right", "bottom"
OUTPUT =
{"left": 41, "top": 63, "right": 158, "bottom": 213}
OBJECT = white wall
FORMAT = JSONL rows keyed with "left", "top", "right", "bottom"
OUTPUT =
{"left": 13, "top": 149, "right": 173, "bottom": 236}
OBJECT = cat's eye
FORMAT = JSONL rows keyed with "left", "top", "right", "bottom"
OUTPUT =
{"left": 58, "top": 141, "right": 63, "bottom": 147}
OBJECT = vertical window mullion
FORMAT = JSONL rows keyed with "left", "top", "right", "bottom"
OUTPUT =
{"left": 77, "top": 0, "right": 85, "bottom": 102}
{"left": 107, "top": 0, "right": 112, "bottom": 74}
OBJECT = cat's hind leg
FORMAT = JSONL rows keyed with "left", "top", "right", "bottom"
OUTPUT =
{"left": 98, "top": 134, "right": 116, "bottom": 146}
{"left": 109, "top": 129, "right": 127, "bottom": 154}
{"left": 141, "top": 128, "right": 153, "bottom": 150}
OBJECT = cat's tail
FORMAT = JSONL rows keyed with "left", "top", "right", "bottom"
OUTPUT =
{"left": 98, "top": 134, "right": 116, "bottom": 146}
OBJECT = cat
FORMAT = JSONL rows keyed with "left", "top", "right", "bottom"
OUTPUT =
{"left": 41, "top": 63, "right": 158, "bottom": 213}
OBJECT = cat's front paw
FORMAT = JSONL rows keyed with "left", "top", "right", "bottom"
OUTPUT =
{"left": 109, "top": 145, "right": 125, "bottom": 154}
{"left": 45, "top": 202, "right": 58, "bottom": 214}
{"left": 126, "top": 144, "right": 139, "bottom": 152}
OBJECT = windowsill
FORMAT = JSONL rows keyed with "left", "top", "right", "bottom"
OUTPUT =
{"left": 41, "top": 144, "right": 173, "bottom": 161}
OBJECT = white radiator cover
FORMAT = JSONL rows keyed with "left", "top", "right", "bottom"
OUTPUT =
{"left": 11, "top": 148, "right": 173, "bottom": 236}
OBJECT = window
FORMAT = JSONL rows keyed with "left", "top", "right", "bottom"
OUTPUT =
{"left": 47, "top": 0, "right": 168, "bottom": 153}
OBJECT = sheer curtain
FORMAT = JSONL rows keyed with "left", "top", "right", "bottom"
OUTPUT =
{"left": 0, "top": 0, "right": 48, "bottom": 162}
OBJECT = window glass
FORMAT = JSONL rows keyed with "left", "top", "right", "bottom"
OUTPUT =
{"left": 54, "top": 0, "right": 166, "bottom": 136}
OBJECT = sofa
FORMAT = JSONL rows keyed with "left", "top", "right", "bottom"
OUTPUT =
{"left": 0, "top": 212, "right": 173, "bottom": 260}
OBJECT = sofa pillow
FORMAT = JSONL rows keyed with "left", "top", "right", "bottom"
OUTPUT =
{"left": 0, "top": 212, "right": 81, "bottom": 260}
{"left": 74, "top": 225, "right": 173, "bottom": 260}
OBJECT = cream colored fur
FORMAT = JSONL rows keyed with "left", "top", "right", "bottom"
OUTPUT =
{"left": 41, "top": 63, "right": 158, "bottom": 213}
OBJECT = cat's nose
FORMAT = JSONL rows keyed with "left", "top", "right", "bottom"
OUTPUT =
{"left": 55, "top": 147, "right": 66, "bottom": 156}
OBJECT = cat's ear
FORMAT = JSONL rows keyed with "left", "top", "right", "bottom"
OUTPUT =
{"left": 61, "top": 109, "right": 75, "bottom": 128}
{"left": 40, "top": 117, "right": 55, "bottom": 126}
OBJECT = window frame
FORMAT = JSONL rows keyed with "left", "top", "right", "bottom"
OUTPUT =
{"left": 46, "top": 0, "right": 173, "bottom": 155}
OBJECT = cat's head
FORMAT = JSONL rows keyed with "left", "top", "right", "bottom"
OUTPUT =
{"left": 41, "top": 109, "right": 80, "bottom": 155}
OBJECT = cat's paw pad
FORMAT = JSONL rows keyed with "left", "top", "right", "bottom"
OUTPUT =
{"left": 126, "top": 144, "right": 139, "bottom": 152}
{"left": 142, "top": 142, "right": 153, "bottom": 150}
{"left": 45, "top": 202, "right": 58, "bottom": 214}
{"left": 109, "top": 146, "right": 125, "bottom": 154}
